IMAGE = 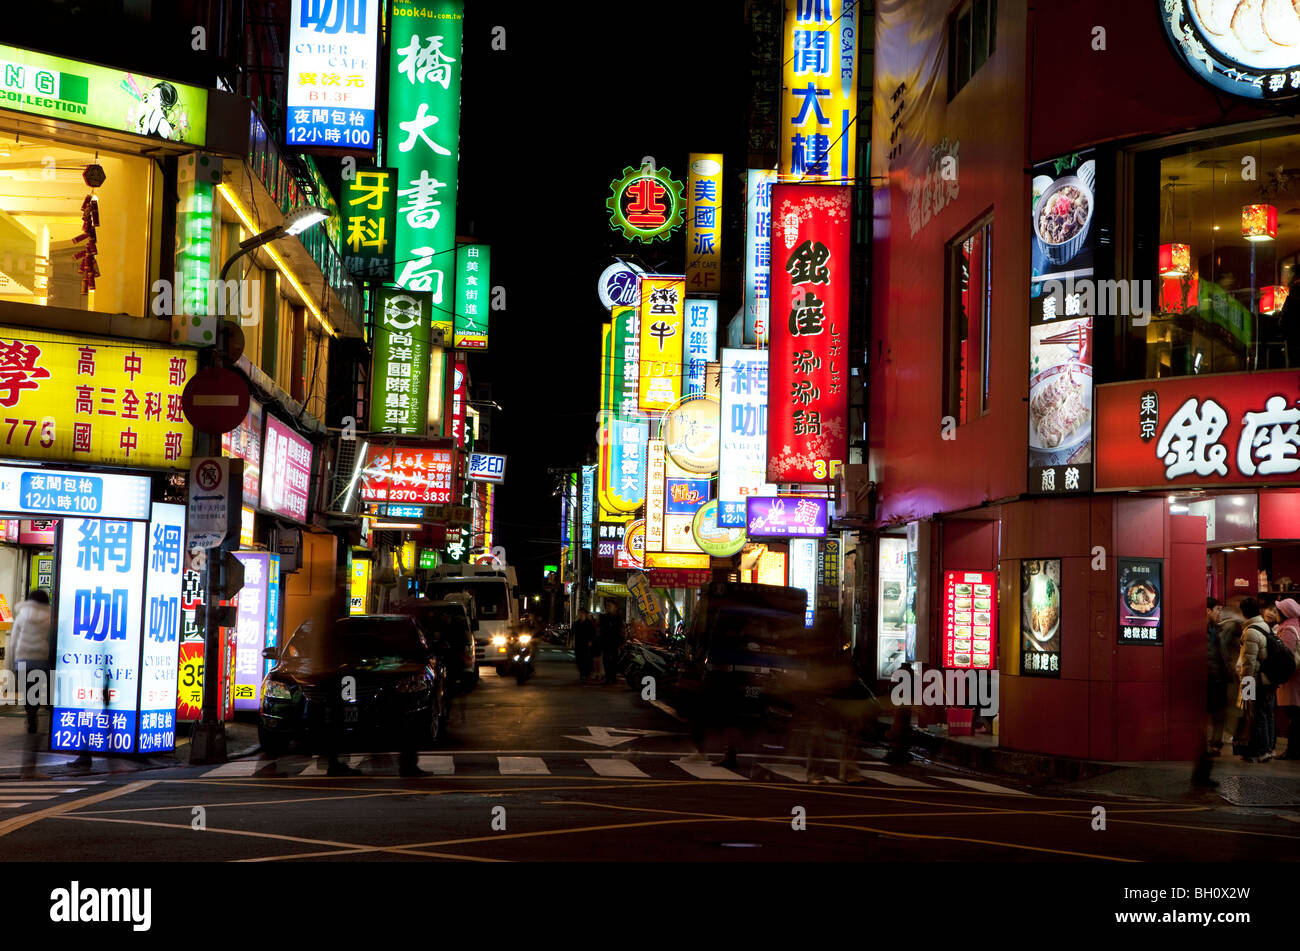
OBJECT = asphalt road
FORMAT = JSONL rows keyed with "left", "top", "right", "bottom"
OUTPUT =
{"left": 3, "top": 649, "right": 1299, "bottom": 863}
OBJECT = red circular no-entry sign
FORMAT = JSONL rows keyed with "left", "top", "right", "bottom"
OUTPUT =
{"left": 182, "top": 367, "right": 251, "bottom": 435}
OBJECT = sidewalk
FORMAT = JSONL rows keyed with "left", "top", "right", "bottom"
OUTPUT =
{"left": 905, "top": 723, "right": 1300, "bottom": 804}
{"left": 0, "top": 708, "right": 261, "bottom": 776}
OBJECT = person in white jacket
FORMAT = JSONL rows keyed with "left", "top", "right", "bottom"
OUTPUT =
{"left": 6, "top": 590, "right": 51, "bottom": 736}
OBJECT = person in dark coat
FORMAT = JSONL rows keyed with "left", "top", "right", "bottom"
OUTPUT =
{"left": 1206, "top": 597, "right": 1228, "bottom": 754}
{"left": 599, "top": 601, "right": 624, "bottom": 685}
{"left": 572, "top": 609, "right": 596, "bottom": 683}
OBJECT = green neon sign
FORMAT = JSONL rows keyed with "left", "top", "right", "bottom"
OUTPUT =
{"left": 606, "top": 165, "right": 684, "bottom": 243}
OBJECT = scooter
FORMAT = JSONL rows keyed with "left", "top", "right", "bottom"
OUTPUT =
{"left": 619, "top": 639, "right": 682, "bottom": 690}
{"left": 493, "top": 631, "right": 536, "bottom": 684}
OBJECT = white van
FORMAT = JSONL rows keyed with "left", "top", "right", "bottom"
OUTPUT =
{"left": 424, "top": 564, "right": 519, "bottom": 667}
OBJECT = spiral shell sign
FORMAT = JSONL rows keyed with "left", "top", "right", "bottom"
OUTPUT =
{"left": 766, "top": 185, "right": 850, "bottom": 483}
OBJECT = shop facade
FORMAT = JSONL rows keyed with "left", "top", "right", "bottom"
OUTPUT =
{"left": 866, "top": 0, "right": 1300, "bottom": 759}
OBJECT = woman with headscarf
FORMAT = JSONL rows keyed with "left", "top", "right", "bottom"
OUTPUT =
{"left": 1274, "top": 598, "right": 1300, "bottom": 759}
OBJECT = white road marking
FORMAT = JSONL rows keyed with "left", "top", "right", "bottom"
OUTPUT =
{"left": 416, "top": 756, "right": 456, "bottom": 774}
{"left": 585, "top": 758, "right": 649, "bottom": 778}
{"left": 201, "top": 760, "right": 267, "bottom": 778}
{"left": 497, "top": 756, "right": 550, "bottom": 775}
{"left": 759, "top": 763, "right": 842, "bottom": 784}
{"left": 671, "top": 759, "right": 749, "bottom": 781}
{"left": 0, "top": 795, "right": 56, "bottom": 801}
{"left": 297, "top": 755, "right": 362, "bottom": 777}
{"left": 563, "top": 727, "right": 682, "bottom": 748}
{"left": 651, "top": 701, "right": 686, "bottom": 722}
{"left": 940, "top": 777, "right": 1031, "bottom": 796}
{"left": 0, "top": 803, "right": 30, "bottom": 808}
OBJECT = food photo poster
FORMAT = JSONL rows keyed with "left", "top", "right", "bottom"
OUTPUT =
{"left": 1021, "top": 559, "right": 1062, "bottom": 678}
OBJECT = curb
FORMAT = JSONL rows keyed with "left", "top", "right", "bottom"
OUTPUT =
{"left": 907, "top": 727, "right": 1119, "bottom": 784}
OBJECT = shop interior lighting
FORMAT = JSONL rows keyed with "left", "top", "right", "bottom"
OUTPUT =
{"left": 1158, "top": 243, "right": 1190, "bottom": 277}
{"left": 217, "top": 183, "right": 336, "bottom": 337}
{"left": 1262, "top": 284, "right": 1290, "bottom": 314}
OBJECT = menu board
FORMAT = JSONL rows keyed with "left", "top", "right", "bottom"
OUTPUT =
{"left": 1020, "top": 559, "right": 1062, "bottom": 677}
{"left": 942, "top": 570, "right": 997, "bottom": 670}
{"left": 1118, "top": 557, "right": 1162, "bottom": 645}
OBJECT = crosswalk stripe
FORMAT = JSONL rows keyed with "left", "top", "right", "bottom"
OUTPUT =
{"left": 297, "top": 755, "right": 361, "bottom": 777}
{"left": 0, "top": 803, "right": 30, "bottom": 808}
{"left": 759, "top": 763, "right": 841, "bottom": 784}
{"left": 0, "top": 795, "right": 56, "bottom": 801}
{"left": 857, "top": 771, "right": 936, "bottom": 788}
{"left": 585, "top": 758, "right": 648, "bottom": 778}
{"left": 497, "top": 756, "right": 550, "bottom": 775}
{"left": 201, "top": 760, "right": 265, "bottom": 778}
{"left": 671, "top": 758, "right": 749, "bottom": 781}
{"left": 940, "top": 777, "right": 1031, "bottom": 796}
{"left": 0, "top": 781, "right": 101, "bottom": 786}
{"left": 416, "top": 756, "right": 455, "bottom": 775}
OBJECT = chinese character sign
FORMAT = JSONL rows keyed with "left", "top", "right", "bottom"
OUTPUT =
{"left": 582, "top": 464, "right": 595, "bottom": 550}
{"left": 341, "top": 167, "right": 397, "bottom": 279}
{"left": 1020, "top": 559, "right": 1061, "bottom": 678}
{"left": 360, "top": 442, "right": 455, "bottom": 504}
{"left": 942, "top": 570, "right": 996, "bottom": 670}
{"left": 719, "top": 349, "right": 777, "bottom": 527}
{"left": 687, "top": 154, "right": 723, "bottom": 292}
{"left": 789, "top": 538, "right": 817, "bottom": 628}
{"left": 454, "top": 244, "right": 491, "bottom": 350}
{"left": 745, "top": 169, "right": 778, "bottom": 345}
{"left": 261, "top": 417, "right": 313, "bottom": 522}
{"left": 467, "top": 452, "right": 506, "bottom": 483}
{"left": 766, "top": 185, "right": 850, "bottom": 483}
{"left": 1094, "top": 370, "right": 1300, "bottom": 491}
{"left": 221, "top": 398, "right": 263, "bottom": 507}
{"left": 371, "top": 288, "right": 432, "bottom": 435}
{"left": 388, "top": 0, "right": 463, "bottom": 327}
{"left": 1118, "top": 557, "right": 1162, "bottom": 646}
{"left": 684, "top": 299, "right": 718, "bottom": 397}
{"left": 646, "top": 439, "right": 667, "bottom": 552}
{"left": 780, "top": 0, "right": 858, "bottom": 181}
{"left": 52, "top": 517, "right": 148, "bottom": 753}
{"left": 138, "top": 502, "right": 184, "bottom": 752}
{"left": 638, "top": 277, "right": 686, "bottom": 413}
{"left": 0, "top": 326, "right": 194, "bottom": 468}
{"left": 607, "top": 165, "right": 685, "bottom": 243}
{"left": 746, "top": 496, "right": 828, "bottom": 538}
{"left": 287, "top": 0, "right": 380, "bottom": 149}
{"left": 232, "top": 552, "right": 273, "bottom": 711}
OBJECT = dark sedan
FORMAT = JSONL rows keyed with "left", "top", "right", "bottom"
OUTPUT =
{"left": 258, "top": 614, "right": 448, "bottom": 757}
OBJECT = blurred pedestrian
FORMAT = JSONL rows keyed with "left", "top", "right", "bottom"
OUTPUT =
{"left": 1206, "top": 597, "right": 1228, "bottom": 755}
{"left": 1237, "top": 596, "right": 1276, "bottom": 763}
{"left": 599, "top": 601, "right": 623, "bottom": 685}
{"left": 1274, "top": 598, "right": 1300, "bottom": 759}
{"left": 5, "top": 589, "right": 51, "bottom": 780}
{"left": 572, "top": 609, "right": 596, "bottom": 684}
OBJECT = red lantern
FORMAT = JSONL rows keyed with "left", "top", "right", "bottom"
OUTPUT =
{"left": 1243, "top": 204, "right": 1278, "bottom": 241}
{"left": 1158, "top": 243, "right": 1190, "bottom": 276}
{"left": 1261, "top": 284, "right": 1290, "bottom": 314}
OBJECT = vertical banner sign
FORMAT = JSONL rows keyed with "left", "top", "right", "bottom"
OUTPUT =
{"left": 942, "top": 570, "right": 997, "bottom": 670}
{"left": 818, "top": 534, "right": 841, "bottom": 613}
{"left": 745, "top": 169, "right": 778, "bottom": 344}
{"left": 646, "top": 439, "right": 666, "bottom": 552}
{"left": 450, "top": 352, "right": 468, "bottom": 446}
{"left": 767, "top": 185, "right": 851, "bottom": 483}
{"left": 638, "top": 277, "right": 686, "bottom": 413}
{"left": 453, "top": 244, "right": 491, "bottom": 350}
{"left": 789, "top": 538, "right": 818, "bottom": 628}
{"left": 582, "top": 465, "right": 595, "bottom": 550}
{"left": 371, "top": 288, "right": 432, "bottom": 435}
{"left": 1021, "top": 559, "right": 1062, "bottom": 677}
{"left": 341, "top": 168, "right": 397, "bottom": 281}
{"left": 684, "top": 299, "right": 718, "bottom": 397}
{"left": 221, "top": 399, "right": 264, "bottom": 508}
{"left": 687, "top": 153, "right": 723, "bottom": 292}
{"left": 52, "top": 518, "right": 148, "bottom": 753}
{"left": 719, "top": 349, "right": 775, "bottom": 527}
{"left": 614, "top": 305, "right": 641, "bottom": 419}
{"left": 604, "top": 420, "right": 648, "bottom": 514}
{"left": 287, "top": 0, "right": 379, "bottom": 149}
{"left": 232, "top": 552, "right": 272, "bottom": 711}
{"left": 1029, "top": 150, "right": 1097, "bottom": 496}
{"left": 261, "top": 418, "right": 313, "bottom": 523}
{"left": 139, "top": 502, "right": 184, "bottom": 752}
{"left": 350, "top": 557, "right": 370, "bottom": 614}
{"left": 389, "top": 0, "right": 463, "bottom": 341}
{"left": 780, "top": 0, "right": 858, "bottom": 181}
{"left": 1118, "top": 558, "right": 1162, "bottom": 645}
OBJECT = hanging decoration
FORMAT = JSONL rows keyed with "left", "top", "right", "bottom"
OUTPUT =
{"left": 74, "top": 163, "right": 105, "bottom": 295}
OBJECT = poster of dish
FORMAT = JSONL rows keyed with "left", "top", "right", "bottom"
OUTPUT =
{"left": 942, "top": 570, "right": 997, "bottom": 670}
{"left": 1118, "top": 557, "right": 1162, "bottom": 645}
{"left": 1029, "top": 149, "right": 1098, "bottom": 497}
{"left": 1020, "top": 559, "right": 1061, "bottom": 678}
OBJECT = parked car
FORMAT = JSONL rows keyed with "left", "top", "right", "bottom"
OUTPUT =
{"left": 393, "top": 596, "right": 478, "bottom": 695}
{"left": 258, "top": 614, "right": 448, "bottom": 756}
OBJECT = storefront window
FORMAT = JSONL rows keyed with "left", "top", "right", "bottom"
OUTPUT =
{"left": 1130, "top": 128, "right": 1300, "bottom": 380}
{"left": 0, "top": 131, "right": 150, "bottom": 316}
{"left": 877, "top": 535, "right": 911, "bottom": 679}
{"left": 945, "top": 216, "right": 993, "bottom": 423}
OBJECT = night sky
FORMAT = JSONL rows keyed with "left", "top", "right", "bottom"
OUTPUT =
{"left": 456, "top": 2, "right": 751, "bottom": 590}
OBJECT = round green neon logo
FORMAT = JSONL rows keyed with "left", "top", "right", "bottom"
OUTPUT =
{"left": 606, "top": 165, "right": 684, "bottom": 244}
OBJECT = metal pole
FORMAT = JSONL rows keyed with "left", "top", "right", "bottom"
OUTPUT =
{"left": 189, "top": 429, "right": 229, "bottom": 765}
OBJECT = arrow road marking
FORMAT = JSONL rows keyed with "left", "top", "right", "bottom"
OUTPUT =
{"left": 562, "top": 727, "right": 683, "bottom": 748}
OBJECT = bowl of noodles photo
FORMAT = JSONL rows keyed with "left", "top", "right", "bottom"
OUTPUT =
{"left": 1029, "top": 362, "right": 1093, "bottom": 455}
{"left": 1026, "top": 570, "right": 1060, "bottom": 644}
{"left": 1034, "top": 174, "right": 1093, "bottom": 267}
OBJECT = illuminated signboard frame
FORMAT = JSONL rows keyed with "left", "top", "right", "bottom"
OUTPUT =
{"left": 607, "top": 165, "right": 685, "bottom": 243}
{"left": 286, "top": 0, "right": 380, "bottom": 148}
{"left": 260, "top": 417, "right": 313, "bottom": 523}
{"left": 687, "top": 153, "right": 723, "bottom": 292}
{"left": 340, "top": 168, "right": 397, "bottom": 281}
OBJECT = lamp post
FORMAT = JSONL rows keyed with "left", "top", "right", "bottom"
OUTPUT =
{"left": 189, "top": 204, "right": 328, "bottom": 765}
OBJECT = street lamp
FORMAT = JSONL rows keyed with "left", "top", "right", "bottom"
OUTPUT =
{"left": 219, "top": 204, "right": 329, "bottom": 281}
